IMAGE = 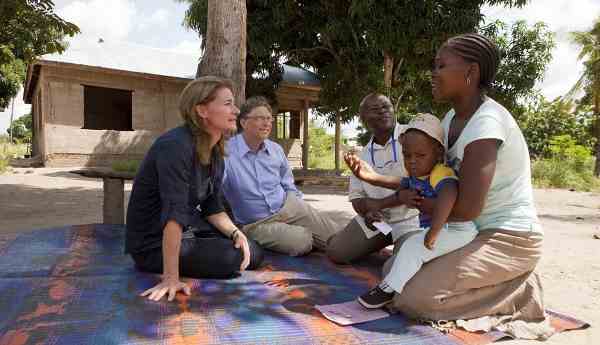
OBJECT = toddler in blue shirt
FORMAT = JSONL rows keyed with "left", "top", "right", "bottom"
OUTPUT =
{"left": 347, "top": 113, "right": 477, "bottom": 309}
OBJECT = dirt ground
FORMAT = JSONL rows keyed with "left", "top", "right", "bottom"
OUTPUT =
{"left": 0, "top": 167, "right": 598, "bottom": 344}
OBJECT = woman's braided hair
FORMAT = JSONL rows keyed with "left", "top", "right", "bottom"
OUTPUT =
{"left": 443, "top": 33, "right": 501, "bottom": 89}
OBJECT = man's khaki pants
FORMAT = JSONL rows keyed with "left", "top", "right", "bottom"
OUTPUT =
{"left": 242, "top": 192, "right": 339, "bottom": 256}
{"left": 327, "top": 216, "right": 420, "bottom": 264}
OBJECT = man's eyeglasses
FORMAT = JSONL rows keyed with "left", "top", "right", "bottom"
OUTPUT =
{"left": 246, "top": 115, "right": 274, "bottom": 123}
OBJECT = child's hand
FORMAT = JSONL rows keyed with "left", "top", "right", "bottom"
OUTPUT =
{"left": 395, "top": 189, "right": 423, "bottom": 208}
{"left": 424, "top": 230, "right": 439, "bottom": 250}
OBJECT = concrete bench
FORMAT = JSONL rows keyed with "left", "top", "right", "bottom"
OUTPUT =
{"left": 70, "top": 168, "right": 349, "bottom": 224}
{"left": 72, "top": 168, "right": 135, "bottom": 224}
{"left": 292, "top": 169, "right": 349, "bottom": 189}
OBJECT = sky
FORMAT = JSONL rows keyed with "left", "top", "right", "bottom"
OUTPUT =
{"left": 1, "top": 0, "right": 599, "bottom": 136}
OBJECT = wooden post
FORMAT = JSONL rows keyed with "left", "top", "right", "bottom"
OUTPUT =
{"left": 103, "top": 177, "right": 125, "bottom": 224}
{"left": 302, "top": 99, "right": 310, "bottom": 170}
{"left": 335, "top": 112, "right": 341, "bottom": 175}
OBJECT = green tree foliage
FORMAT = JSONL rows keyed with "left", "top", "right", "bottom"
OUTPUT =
{"left": 179, "top": 0, "right": 556, "bottom": 127}
{"left": 7, "top": 113, "right": 32, "bottom": 143}
{"left": 0, "top": 56, "right": 26, "bottom": 110}
{"left": 519, "top": 96, "right": 594, "bottom": 157}
{"left": 531, "top": 134, "right": 599, "bottom": 191}
{"left": 483, "top": 20, "right": 555, "bottom": 119}
{"left": 355, "top": 19, "right": 553, "bottom": 144}
{"left": 381, "top": 19, "right": 554, "bottom": 119}
{"left": 306, "top": 120, "right": 351, "bottom": 172}
{"left": 308, "top": 120, "right": 335, "bottom": 169}
{"left": 569, "top": 16, "right": 600, "bottom": 175}
{"left": 0, "top": 0, "right": 79, "bottom": 108}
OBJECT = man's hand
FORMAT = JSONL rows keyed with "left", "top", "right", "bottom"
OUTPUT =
{"left": 233, "top": 230, "right": 250, "bottom": 271}
{"left": 364, "top": 211, "right": 384, "bottom": 231}
{"left": 141, "top": 278, "right": 191, "bottom": 302}
{"left": 344, "top": 152, "right": 378, "bottom": 183}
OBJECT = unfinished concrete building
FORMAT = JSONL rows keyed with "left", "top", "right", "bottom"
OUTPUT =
{"left": 23, "top": 40, "right": 320, "bottom": 168}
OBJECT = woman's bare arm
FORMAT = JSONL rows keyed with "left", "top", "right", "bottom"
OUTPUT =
{"left": 451, "top": 139, "right": 499, "bottom": 221}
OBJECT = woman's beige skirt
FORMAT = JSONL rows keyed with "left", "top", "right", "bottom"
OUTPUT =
{"left": 385, "top": 229, "right": 553, "bottom": 339}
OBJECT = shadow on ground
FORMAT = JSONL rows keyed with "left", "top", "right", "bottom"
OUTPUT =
{"left": 42, "top": 170, "right": 106, "bottom": 182}
{"left": 538, "top": 213, "right": 600, "bottom": 226}
{"left": 0, "top": 183, "right": 109, "bottom": 234}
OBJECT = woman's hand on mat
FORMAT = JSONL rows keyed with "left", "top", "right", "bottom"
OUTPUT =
{"left": 233, "top": 231, "right": 251, "bottom": 271}
{"left": 424, "top": 230, "right": 439, "bottom": 250}
{"left": 141, "top": 278, "right": 191, "bottom": 302}
{"left": 344, "top": 152, "right": 377, "bottom": 183}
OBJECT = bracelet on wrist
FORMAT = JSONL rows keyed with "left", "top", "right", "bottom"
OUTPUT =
{"left": 162, "top": 274, "right": 178, "bottom": 282}
{"left": 230, "top": 228, "right": 240, "bottom": 240}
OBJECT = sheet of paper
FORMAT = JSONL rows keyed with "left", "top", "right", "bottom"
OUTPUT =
{"left": 315, "top": 300, "right": 390, "bottom": 326}
{"left": 372, "top": 221, "right": 392, "bottom": 235}
{"left": 355, "top": 216, "right": 379, "bottom": 239}
{"left": 356, "top": 216, "right": 393, "bottom": 239}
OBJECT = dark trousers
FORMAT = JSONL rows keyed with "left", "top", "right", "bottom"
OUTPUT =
{"left": 132, "top": 230, "right": 264, "bottom": 279}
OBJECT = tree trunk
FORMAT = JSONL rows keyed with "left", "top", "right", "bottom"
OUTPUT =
{"left": 196, "top": 0, "right": 247, "bottom": 105}
{"left": 334, "top": 112, "right": 341, "bottom": 174}
{"left": 383, "top": 51, "right": 394, "bottom": 92}
{"left": 594, "top": 92, "right": 600, "bottom": 176}
{"left": 8, "top": 97, "right": 15, "bottom": 143}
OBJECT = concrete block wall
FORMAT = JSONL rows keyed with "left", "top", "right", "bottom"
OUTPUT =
{"left": 37, "top": 65, "right": 187, "bottom": 167}
{"left": 33, "top": 64, "right": 309, "bottom": 168}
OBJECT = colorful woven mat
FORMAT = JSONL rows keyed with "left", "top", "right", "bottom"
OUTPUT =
{"left": 0, "top": 224, "right": 589, "bottom": 345}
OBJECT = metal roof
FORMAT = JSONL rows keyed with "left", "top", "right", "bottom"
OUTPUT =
{"left": 281, "top": 65, "right": 320, "bottom": 87}
{"left": 24, "top": 38, "right": 320, "bottom": 102}
{"left": 37, "top": 38, "right": 199, "bottom": 79}
{"left": 38, "top": 39, "right": 319, "bottom": 85}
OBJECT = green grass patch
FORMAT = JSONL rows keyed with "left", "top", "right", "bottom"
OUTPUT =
{"left": 531, "top": 135, "right": 600, "bottom": 192}
{"left": 111, "top": 160, "right": 141, "bottom": 174}
{"left": 532, "top": 158, "right": 600, "bottom": 191}
{"left": 0, "top": 136, "right": 28, "bottom": 174}
{"left": 308, "top": 154, "right": 351, "bottom": 175}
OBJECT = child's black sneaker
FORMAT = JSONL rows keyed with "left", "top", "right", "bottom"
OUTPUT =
{"left": 357, "top": 286, "right": 394, "bottom": 309}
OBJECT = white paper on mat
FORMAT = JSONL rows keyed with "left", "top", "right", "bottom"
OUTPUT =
{"left": 372, "top": 221, "right": 392, "bottom": 235}
{"left": 355, "top": 216, "right": 379, "bottom": 239}
{"left": 315, "top": 300, "right": 390, "bottom": 326}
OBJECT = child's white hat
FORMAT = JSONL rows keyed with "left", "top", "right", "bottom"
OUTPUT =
{"left": 405, "top": 113, "right": 444, "bottom": 147}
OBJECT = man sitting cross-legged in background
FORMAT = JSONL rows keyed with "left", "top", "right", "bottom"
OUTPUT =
{"left": 223, "top": 96, "right": 339, "bottom": 256}
{"left": 327, "top": 93, "right": 421, "bottom": 264}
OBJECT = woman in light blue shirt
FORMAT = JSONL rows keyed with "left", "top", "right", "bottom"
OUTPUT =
{"left": 347, "top": 33, "right": 547, "bottom": 338}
